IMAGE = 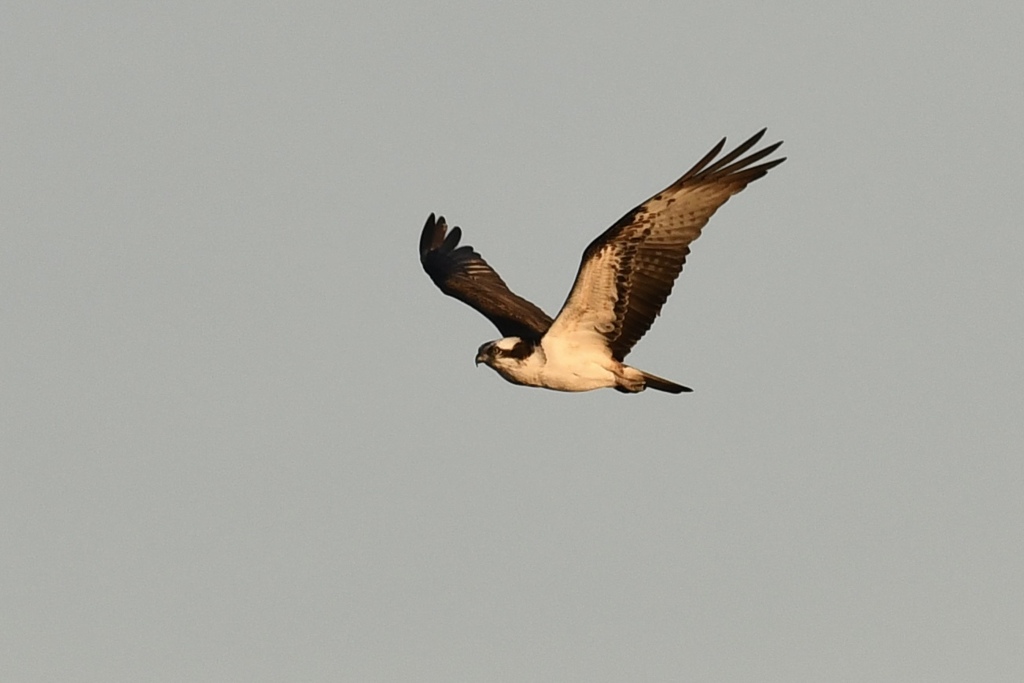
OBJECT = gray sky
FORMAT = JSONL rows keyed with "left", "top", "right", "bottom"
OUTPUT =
{"left": 3, "top": 2, "right": 1023, "bottom": 681}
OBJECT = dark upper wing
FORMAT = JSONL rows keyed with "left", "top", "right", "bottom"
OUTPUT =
{"left": 419, "top": 213, "right": 553, "bottom": 339}
{"left": 545, "top": 129, "right": 785, "bottom": 360}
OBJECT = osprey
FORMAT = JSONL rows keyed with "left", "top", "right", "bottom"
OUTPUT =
{"left": 419, "top": 129, "right": 785, "bottom": 394}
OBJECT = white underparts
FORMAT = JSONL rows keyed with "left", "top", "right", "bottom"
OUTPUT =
{"left": 482, "top": 336, "right": 647, "bottom": 393}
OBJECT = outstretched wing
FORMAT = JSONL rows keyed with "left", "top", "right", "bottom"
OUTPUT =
{"left": 545, "top": 129, "right": 785, "bottom": 360}
{"left": 419, "top": 213, "right": 553, "bottom": 339}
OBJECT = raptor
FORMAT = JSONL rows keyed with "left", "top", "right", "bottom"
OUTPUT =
{"left": 419, "top": 129, "right": 785, "bottom": 393}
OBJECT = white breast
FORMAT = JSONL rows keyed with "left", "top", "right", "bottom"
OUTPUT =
{"left": 532, "top": 335, "right": 619, "bottom": 392}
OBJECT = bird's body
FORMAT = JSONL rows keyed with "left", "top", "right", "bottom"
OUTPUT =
{"left": 419, "top": 130, "right": 785, "bottom": 394}
{"left": 476, "top": 335, "right": 654, "bottom": 393}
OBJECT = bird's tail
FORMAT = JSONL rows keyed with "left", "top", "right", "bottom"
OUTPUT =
{"left": 641, "top": 371, "right": 692, "bottom": 394}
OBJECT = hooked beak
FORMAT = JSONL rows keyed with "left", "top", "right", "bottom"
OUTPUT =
{"left": 476, "top": 342, "right": 493, "bottom": 366}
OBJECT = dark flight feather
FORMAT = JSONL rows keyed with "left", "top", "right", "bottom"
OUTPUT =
{"left": 419, "top": 214, "right": 553, "bottom": 339}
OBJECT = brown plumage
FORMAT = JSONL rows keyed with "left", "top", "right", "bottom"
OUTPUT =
{"left": 419, "top": 214, "right": 553, "bottom": 339}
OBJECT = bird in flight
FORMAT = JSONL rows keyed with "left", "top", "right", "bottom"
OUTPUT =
{"left": 419, "top": 129, "right": 785, "bottom": 394}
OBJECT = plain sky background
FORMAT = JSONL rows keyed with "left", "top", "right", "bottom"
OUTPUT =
{"left": 3, "top": 2, "right": 1023, "bottom": 681}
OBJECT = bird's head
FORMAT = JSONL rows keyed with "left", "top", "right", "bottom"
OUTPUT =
{"left": 475, "top": 336, "right": 535, "bottom": 367}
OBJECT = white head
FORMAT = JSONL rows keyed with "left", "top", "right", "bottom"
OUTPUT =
{"left": 475, "top": 336, "right": 536, "bottom": 368}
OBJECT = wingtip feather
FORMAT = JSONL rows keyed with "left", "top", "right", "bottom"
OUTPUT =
{"left": 420, "top": 213, "right": 454, "bottom": 258}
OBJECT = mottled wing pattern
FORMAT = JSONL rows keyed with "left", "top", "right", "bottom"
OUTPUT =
{"left": 419, "top": 214, "right": 554, "bottom": 339}
{"left": 546, "top": 129, "right": 785, "bottom": 360}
